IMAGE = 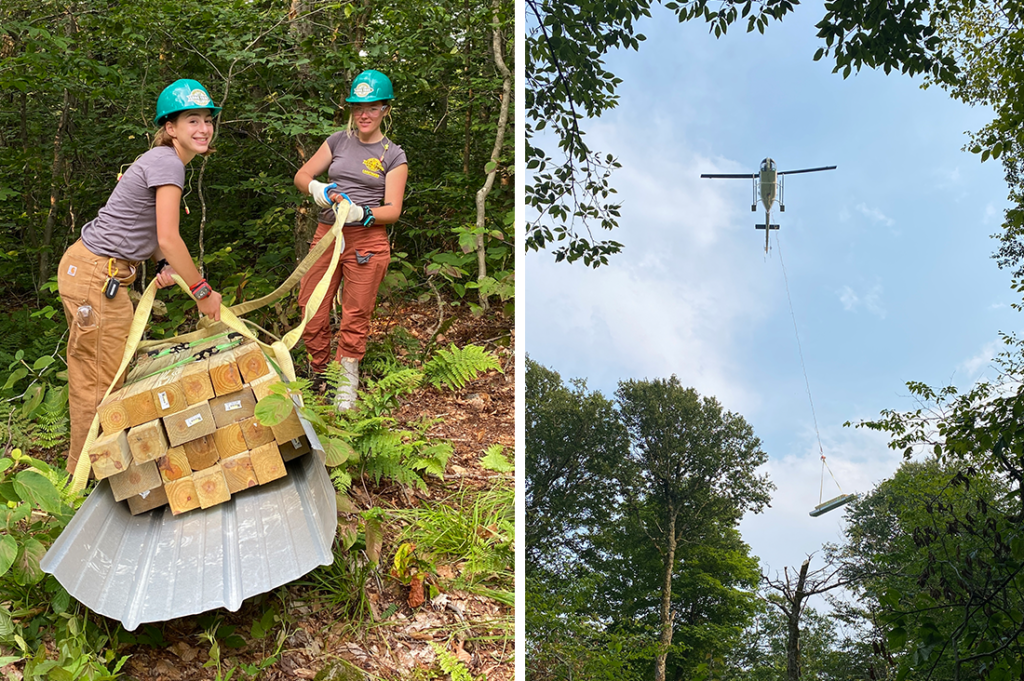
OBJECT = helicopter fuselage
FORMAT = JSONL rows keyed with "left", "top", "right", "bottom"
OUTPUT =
{"left": 759, "top": 158, "right": 777, "bottom": 211}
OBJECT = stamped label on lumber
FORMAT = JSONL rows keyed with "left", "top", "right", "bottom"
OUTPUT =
{"left": 157, "top": 391, "right": 170, "bottom": 410}
{"left": 185, "top": 413, "right": 205, "bottom": 428}
{"left": 224, "top": 400, "right": 242, "bottom": 411}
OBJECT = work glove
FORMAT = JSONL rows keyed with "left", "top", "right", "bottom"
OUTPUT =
{"left": 346, "top": 204, "right": 364, "bottom": 223}
{"left": 329, "top": 196, "right": 373, "bottom": 225}
{"left": 308, "top": 180, "right": 335, "bottom": 208}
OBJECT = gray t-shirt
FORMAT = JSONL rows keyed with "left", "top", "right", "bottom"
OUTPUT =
{"left": 317, "top": 132, "right": 408, "bottom": 225}
{"left": 82, "top": 145, "right": 185, "bottom": 261}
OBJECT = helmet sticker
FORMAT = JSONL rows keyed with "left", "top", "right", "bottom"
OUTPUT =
{"left": 354, "top": 82, "right": 374, "bottom": 98}
{"left": 187, "top": 89, "right": 211, "bottom": 106}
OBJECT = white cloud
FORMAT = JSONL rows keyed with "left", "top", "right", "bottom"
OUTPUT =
{"left": 932, "top": 166, "right": 961, "bottom": 188}
{"left": 855, "top": 202, "right": 895, "bottom": 227}
{"left": 526, "top": 116, "right": 786, "bottom": 415}
{"left": 741, "top": 422, "right": 899, "bottom": 575}
{"left": 958, "top": 339, "right": 1001, "bottom": 380}
{"left": 984, "top": 202, "right": 1002, "bottom": 225}
{"left": 837, "top": 283, "right": 886, "bottom": 318}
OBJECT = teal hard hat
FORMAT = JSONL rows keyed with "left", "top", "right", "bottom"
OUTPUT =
{"left": 345, "top": 70, "right": 394, "bottom": 103}
{"left": 154, "top": 79, "right": 222, "bottom": 125}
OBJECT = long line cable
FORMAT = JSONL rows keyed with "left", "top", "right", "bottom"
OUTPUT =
{"left": 775, "top": 233, "right": 845, "bottom": 503}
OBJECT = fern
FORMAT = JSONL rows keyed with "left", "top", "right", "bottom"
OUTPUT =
{"left": 480, "top": 444, "right": 513, "bottom": 473}
{"left": 410, "top": 442, "right": 453, "bottom": 478}
{"left": 430, "top": 643, "right": 480, "bottom": 681}
{"left": 0, "top": 404, "right": 36, "bottom": 451}
{"left": 329, "top": 467, "right": 353, "bottom": 493}
{"left": 422, "top": 344, "right": 500, "bottom": 391}
{"left": 356, "top": 425, "right": 423, "bottom": 490}
{"left": 33, "top": 388, "right": 69, "bottom": 450}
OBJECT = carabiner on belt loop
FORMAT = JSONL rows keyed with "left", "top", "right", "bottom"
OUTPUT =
{"left": 104, "top": 258, "right": 121, "bottom": 299}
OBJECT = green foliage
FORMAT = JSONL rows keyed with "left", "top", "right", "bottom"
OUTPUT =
{"left": 0, "top": 0, "right": 514, "bottom": 314}
{"left": 526, "top": 0, "right": 797, "bottom": 267}
{"left": 0, "top": 448, "right": 125, "bottom": 680}
{"left": 480, "top": 444, "right": 513, "bottom": 473}
{"left": 430, "top": 642, "right": 482, "bottom": 681}
{"left": 526, "top": 360, "right": 773, "bottom": 679}
{"left": 423, "top": 344, "right": 502, "bottom": 391}
{"left": 0, "top": 306, "right": 70, "bottom": 450}
{"left": 257, "top": 341, "right": 498, "bottom": 496}
{"left": 300, "top": 534, "right": 375, "bottom": 621}
{"left": 844, "top": 332, "right": 1024, "bottom": 680}
{"left": 393, "top": 472, "right": 514, "bottom": 597}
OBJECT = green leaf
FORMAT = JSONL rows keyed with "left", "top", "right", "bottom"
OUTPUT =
{"left": 21, "top": 384, "right": 44, "bottom": 417}
{"left": 888, "top": 626, "right": 908, "bottom": 649}
{"left": 3, "top": 367, "right": 28, "bottom": 390}
{"left": 0, "top": 605, "right": 13, "bottom": 639}
{"left": 13, "top": 538, "right": 45, "bottom": 586}
{"left": 50, "top": 582, "right": 70, "bottom": 614}
{"left": 484, "top": 161, "right": 497, "bottom": 173}
{"left": 31, "top": 355, "right": 54, "bottom": 371}
{"left": 14, "top": 470, "right": 62, "bottom": 515}
{"left": 480, "top": 445, "right": 513, "bottom": 472}
{"left": 364, "top": 515, "right": 382, "bottom": 566}
{"left": 254, "top": 394, "right": 294, "bottom": 427}
{"left": 323, "top": 438, "right": 355, "bottom": 467}
{"left": 0, "top": 535, "right": 16, "bottom": 578}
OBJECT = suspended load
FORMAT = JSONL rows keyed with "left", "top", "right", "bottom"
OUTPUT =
{"left": 810, "top": 454, "right": 856, "bottom": 517}
{"left": 809, "top": 493, "right": 857, "bottom": 517}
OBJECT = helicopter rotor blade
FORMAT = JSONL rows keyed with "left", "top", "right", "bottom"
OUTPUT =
{"left": 700, "top": 173, "right": 757, "bottom": 179}
{"left": 777, "top": 165, "right": 837, "bottom": 176}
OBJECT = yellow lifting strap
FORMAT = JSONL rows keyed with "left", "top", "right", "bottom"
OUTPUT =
{"left": 70, "top": 200, "right": 350, "bottom": 493}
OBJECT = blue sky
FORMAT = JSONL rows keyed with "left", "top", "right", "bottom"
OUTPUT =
{"left": 525, "top": 0, "right": 1017, "bottom": 579}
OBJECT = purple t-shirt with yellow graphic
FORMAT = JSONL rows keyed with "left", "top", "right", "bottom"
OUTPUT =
{"left": 317, "top": 131, "right": 407, "bottom": 226}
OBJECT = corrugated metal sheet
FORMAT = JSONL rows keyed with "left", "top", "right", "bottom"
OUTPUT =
{"left": 41, "top": 420, "right": 337, "bottom": 631}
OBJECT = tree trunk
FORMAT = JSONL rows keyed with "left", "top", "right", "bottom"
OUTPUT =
{"left": 290, "top": 0, "right": 316, "bottom": 260}
{"left": 462, "top": 0, "right": 473, "bottom": 176}
{"left": 786, "top": 560, "right": 810, "bottom": 681}
{"left": 294, "top": 143, "right": 315, "bottom": 261}
{"left": 472, "top": 0, "right": 511, "bottom": 311}
{"left": 40, "top": 88, "right": 71, "bottom": 293}
{"left": 655, "top": 510, "right": 677, "bottom": 681}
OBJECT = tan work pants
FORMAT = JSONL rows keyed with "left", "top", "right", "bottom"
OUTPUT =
{"left": 298, "top": 223, "right": 389, "bottom": 372}
{"left": 57, "top": 240, "right": 138, "bottom": 474}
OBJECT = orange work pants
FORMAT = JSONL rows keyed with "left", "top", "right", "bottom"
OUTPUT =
{"left": 298, "top": 223, "right": 390, "bottom": 373}
{"left": 57, "top": 240, "right": 138, "bottom": 474}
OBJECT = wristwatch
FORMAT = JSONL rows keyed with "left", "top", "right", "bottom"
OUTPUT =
{"left": 190, "top": 278, "right": 213, "bottom": 300}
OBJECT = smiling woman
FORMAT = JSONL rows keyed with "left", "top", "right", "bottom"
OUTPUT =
{"left": 55, "top": 78, "right": 226, "bottom": 476}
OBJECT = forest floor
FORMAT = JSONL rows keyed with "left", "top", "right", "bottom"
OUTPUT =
{"left": 2, "top": 295, "right": 515, "bottom": 681}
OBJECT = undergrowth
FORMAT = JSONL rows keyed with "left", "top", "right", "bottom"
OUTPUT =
{"left": 0, "top": 306, "right": 512, "bottom": 678}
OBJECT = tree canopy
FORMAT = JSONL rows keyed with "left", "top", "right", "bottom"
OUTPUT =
{"left": 526, "top": 360, "right": 773, "bottom": 681}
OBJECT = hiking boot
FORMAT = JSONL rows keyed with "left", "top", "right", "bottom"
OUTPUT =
{"left": 334, "top": 357, "right": 359, "bottom": 411}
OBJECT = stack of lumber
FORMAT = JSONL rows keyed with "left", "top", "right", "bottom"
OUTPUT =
{"left": 89, "top": 334, "right": 312, "bottom": 515}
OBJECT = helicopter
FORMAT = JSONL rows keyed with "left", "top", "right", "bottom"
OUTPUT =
{"left": 701, "top": 158, "right": 836, "bottom": 253}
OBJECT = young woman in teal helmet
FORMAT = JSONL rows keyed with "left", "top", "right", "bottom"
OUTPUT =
{"left": 57, "top": 78, "right": 224, "bottom": 473}
{"left": 294, "top": 69, "right": 409, "bottom": 408}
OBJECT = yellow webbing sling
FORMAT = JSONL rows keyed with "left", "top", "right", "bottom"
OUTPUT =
{"left": 70, "top": 201, "right": 350, "bottom": 493}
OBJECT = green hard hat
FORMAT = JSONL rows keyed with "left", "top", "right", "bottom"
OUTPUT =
{"left": 345, "top": 70, "right": 394, "bottom": 103}
{"left": 154, "top": 79, "right": 222, "bottom": 125}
